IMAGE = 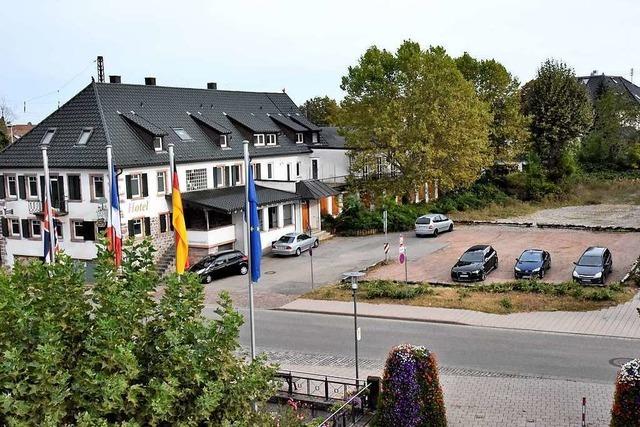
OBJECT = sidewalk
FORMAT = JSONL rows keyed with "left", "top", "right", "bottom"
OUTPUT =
{"left": 278, "top": 293, "right": 640, "bottom": 339}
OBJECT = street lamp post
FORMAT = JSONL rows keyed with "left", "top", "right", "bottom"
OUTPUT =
{"left": 344, "top": 271, "right": 365, "bottom": 384}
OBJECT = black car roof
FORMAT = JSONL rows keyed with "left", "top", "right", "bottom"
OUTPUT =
{"left": 466, "top": 245, "right": 490, "bottom": 252}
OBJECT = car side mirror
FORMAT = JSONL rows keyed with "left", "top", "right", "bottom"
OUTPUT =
{"left": 573, "top": 261, "right": 577, "bottom": 266}
{"left": 515, "top": 258, "right": 519, "bottom": 262}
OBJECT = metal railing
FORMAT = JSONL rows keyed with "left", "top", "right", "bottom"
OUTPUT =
{"left": 275, "top": 370, "right": 366, "bottom": 402}
{"left": 316, "top": 382, "right": 371, "bottom": 427}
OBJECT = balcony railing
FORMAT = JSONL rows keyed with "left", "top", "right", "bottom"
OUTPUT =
{"left": 27, "top": 200, "right": 67, "bottom": 216}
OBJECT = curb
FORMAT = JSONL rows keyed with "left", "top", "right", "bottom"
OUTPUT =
{"left": 456, "top": 219, "right": 640, "bottom": 233}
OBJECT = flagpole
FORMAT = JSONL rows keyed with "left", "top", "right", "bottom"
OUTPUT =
{"left": 168, "top": 141, "right": 175, "bottom": 181}
{"left": 41, "top": 141, "right": 55, "bottom": 263}
{"left": 106, "top": 144, "right": 113, "bottom": 231}
{"left": 243, "top": 140, "right": 256, "bottom": 361}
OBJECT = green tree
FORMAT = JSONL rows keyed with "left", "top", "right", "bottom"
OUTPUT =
{"left": 299, "top": 96, "right": 340, "bottom": 126}
{"left": 455, "top": 52, "right": 530, "bottom": 163}
{"left": 0, "top": 116, "right": 10, "bottom": 150}
{"left": 338, "top": 41, "right": 492, "bottom": 199}
{"left": 0, "top": 239, "right": 277, "bottom": 426}
{"left": 579, "top": 86, "right": 640, "bottom": 170}
{"left": 521, "top": 59, "right": 593, "bottom": 181}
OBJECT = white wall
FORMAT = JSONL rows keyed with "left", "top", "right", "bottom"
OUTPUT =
{"left": 309, "top": 148, "right": 349, "bottom": 181}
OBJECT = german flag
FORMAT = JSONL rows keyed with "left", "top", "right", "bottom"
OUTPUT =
{"left": 172, "top": 170, "right": 189, "bottom": 273}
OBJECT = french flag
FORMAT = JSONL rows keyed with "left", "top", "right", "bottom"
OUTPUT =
{"left": 107, "top": 165, "right": 122, "bottom": 266}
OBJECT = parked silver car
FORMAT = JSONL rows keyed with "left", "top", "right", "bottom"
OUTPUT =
{"left": 415, "top": 214, "right": 454, "bottom": 237}
{"left": 271, "top": 232, "right": 319, "bottom": 256}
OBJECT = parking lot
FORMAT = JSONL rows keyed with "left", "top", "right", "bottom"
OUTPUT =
{"left": 367, "top": 225, "right": 640, "bottom": 285}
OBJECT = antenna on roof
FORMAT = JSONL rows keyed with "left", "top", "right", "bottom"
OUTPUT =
{"left": 97, "top": 56, "right": 105, "bottom": 83}
{"left": 631, "top": 68, "right": 634, "bottom": 83}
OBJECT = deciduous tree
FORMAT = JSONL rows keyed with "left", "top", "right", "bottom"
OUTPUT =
{"left": 299, "top": 96, "right": 339, "bottom": 126}
{"left": 521, "top": 59, "right": 592, "bottom": 181}
{"left": 338, "top": 41, "right": 492, "bottom": 199}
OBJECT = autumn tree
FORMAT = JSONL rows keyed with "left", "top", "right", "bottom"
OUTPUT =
{"left": 455, "top": 52, "right": 530, "bottom": 163}
{"left": 338, "top": 41, "right": 492, "bottom": 199}
{"left": 299, "top": 96, "right": 340, "bottom": 126}
{"left": 521, "top": 59, "right": 592, "bottom": 181}
{"left": 0, "top": 116, "right": 10, "bottom": 150}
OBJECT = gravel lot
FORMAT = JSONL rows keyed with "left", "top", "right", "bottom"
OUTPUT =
{"left": 367, "top": 225, "right": 640, "bottom": 285}
{"left": 500, "top": 204, "right": 640, "bottom": 228}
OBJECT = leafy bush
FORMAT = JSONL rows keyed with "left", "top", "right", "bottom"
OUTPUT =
{"left": 469, "top": 280, "right": 622, "bottom": 302}
{"left": 611, "top": 359, "right": 640, "bottom": 426}
{"left": 431, "top": 183, "right": 510, "bottom": 213}
{"left": 358, "top": 280, "right": 433, "bottom": 300}
{"left": 499, "top": 297, "right": 513, "bottom": 311}
{"left": 503, "top": 155, "right": 559, "bottom": 201}
{"left": 0, "top": 238, "right": 276, "bottom": 426}
{"left": 374, "top": 344, "right": 447, "bottom": 427}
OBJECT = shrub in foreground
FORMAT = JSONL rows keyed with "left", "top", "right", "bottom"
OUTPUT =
{"left": 375, "top": 344, "right": 447, "bottom": 427}
{"left": 611, "top": 359, "right": 640, "bottom": 426}
{"left": 0, "top": 238, "right": 276, "bottom": 426}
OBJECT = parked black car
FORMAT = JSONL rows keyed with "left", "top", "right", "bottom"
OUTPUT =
{"left": 189, "top": 250, "right": 248, "bottom": 283}
{"left": 514, "top": 249, "right": 551, "bottom": 279}
{"left": 451, "top": 245, "right": 499, "bottom": 282}
{"left": 572, "top": 247, "right": 612, "bottom": 285}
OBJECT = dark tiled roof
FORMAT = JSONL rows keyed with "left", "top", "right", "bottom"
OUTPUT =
{"left": 119, "top": 110, "right": 167, "bottom": 136}
{"left": 180, "top": 185, "right": 300, "bottom": 213}
{"left": 0, "top": 82, "right": 317, "bottom": 169}
{"left": 577, "top": 75, "right": 640, "bottom": 105}
{"left": 317, "top": 127, "right": 346, "bottom": 149}
{"left": 226, "top": 111, "right": 281, "bottom": 133}
{"left": 295, "top": 179, "right": 339, "bottom": 200}
{"left": 268, "top": 113, "right": 308, "bottom": 132}
{"left": 188, "top": 112, "right": 231, "bottom": 134}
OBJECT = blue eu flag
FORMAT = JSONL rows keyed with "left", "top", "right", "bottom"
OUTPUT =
{"left": 248, "top": 167, "right": 262, "bottom": 282}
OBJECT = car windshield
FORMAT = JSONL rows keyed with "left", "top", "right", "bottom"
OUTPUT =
{"left": 416, "top": 217, "right": 431, "bottom": 224}
{"left": 460, "top": 251, "right": 484, "bottom": 263}
{"left": 193, "top": 257, "right": 215, "bottom": 269}
{"left": 578, "top": 255, "right": 602, "bottom": 267}
{"left": 520, "top": 252, "right": 542, "bottom": 262}
{"left": 278, "top": 236, "right": 295, "bottom": 243}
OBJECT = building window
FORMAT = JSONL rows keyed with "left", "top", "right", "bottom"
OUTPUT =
{"left": 157, "top": 171, "right": 166, "bottom": 194}
{"left": 267, "top": 134, "right": 277, "bottom": 145}
{"left": 224, "top": 166, "right": 232, "bottom": 187}
{"left": 232, "top": 165, "right": 241, "bottom": 186}
{"left": 159, "top": 212, "right": 170, "bottom": 233}
{"left": 296, "top": 133, "right": 304, "bottom": 144}
{"left": 7, "top": 175, "right": 17, "bottom": 198}
{"left": 283, "top": 204, "right": 293, "bottom": 226}
{"left": 54, "top": 220, "right": 63, "bottom": 240}
{"left": 40, "top": 128, "right": 55, "bottom": 145}
{"left": 186, "top": 168, "right": 207, "bottom": 191}
{"left": 72, "top": 220, "right": 84, "bottom": 241}
{"left": 213, "top": 166, "right": 223, "bottom": 188}
{"left": 376, "top": 157, "right": 384, "bottom": 176}
{"left": 267, "top": 163, "right": 273, "bottom": 179}
{"left": 68, "top": 175, "right": 82, "bottom": 201}
{"left": 91, "top": 175, "right": 105, "bottom": 200}
{"left": 311, "top": 159, "right": 319, "bottom": 180}
{"left": 153, "top": 136, "right": 163, "bottom": 152}
{"left": 220, "top": 134, "right": 228, "bottom": 148}
{"left": 129, "top": 174, "right": 141, "bottom": 198}
{"left": 268, "top": 206, "right": 278, "bottom": 229}
{"left": 312, "top": 133, "right": 319, "bottom": 144}
{"left": 286, "top": 164, "right": 291, "bottom": 181}
{"left": 253, "top": 163, "right": 262, "bottom": 180}
{"left": 30, "top": 220, "right": 41, "bottom": 237}
{"left": 27, "top": 176, "right": 38, "bottom": 198}
{"left": 9, "top": 218, "right": 20, "bottom": 237}
{"left": 173, "top": 128, "right": 192, "bottom": 141}
{"left": 296, "top": 162, "right": 301, "bottom": 177}
{"left": 76, "top": 127, "right": 93, "bottom": 145}
{"left": 254, "top": 134, "right": 265, "bottom": 146}
{"left": 131, "top": 218, "right": 143, "bottom": 236}
{"left": 258, "top": 209, "right": 264, "bottom": 230}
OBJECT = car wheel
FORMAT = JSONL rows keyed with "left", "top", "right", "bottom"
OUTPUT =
{"left": 205, "top": 274, "right": 213, "bottom": 284}
{"left": 433, "top": 229, "right": 439, "bottom": 237}
{"left": 239, "top": 265, "right": 248, "bottom": 275}
{"left": 540, "top": 269, "right": 545, "bottom": 279}
{"left": 313, "top": 239, "right": 319, "bottom": 248}
{"left": 448, "top": 223, "right": 454, "bottom": 232}
{"left": 295, "top": 248, "right": 302, "bottom": 256}
{"left": 481, "top": 271, "right": 487, "bottom": 281}
{"left": 495, "top": 258, "right": 499, "bottom": 270}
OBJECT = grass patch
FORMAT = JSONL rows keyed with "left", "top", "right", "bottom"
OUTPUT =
{"left": 304, "top": 280, "right": 637, "bottom": 314}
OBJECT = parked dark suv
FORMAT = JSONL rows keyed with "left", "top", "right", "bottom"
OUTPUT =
{"left": 451, "top": 245, "right": 499, "bottom": 282}
{"left": 189, "top": 250, "right": 248, "bottom": 283}
{"left": 572, "top": 247, "right": 612, "bottom": 285}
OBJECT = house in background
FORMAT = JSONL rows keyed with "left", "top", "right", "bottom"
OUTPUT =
{"left": 578, "top": 72, "right": 640, "bottom": 107}
{"left": 0, "top": 77, "right": 350, "bottom": 270}
{"left": 7, "top": 122, "right": 36, "bottom": 143}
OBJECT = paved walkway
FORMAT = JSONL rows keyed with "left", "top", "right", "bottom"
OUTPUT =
{"left": 279, "top": 292, "right": 640, "bottom": 338}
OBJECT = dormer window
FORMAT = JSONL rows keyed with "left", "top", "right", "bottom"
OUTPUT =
{"left": 312, "top": 132, "right": 319, "bottom": 144}
{"left": 220, "top": 134, "right": 228, "bottom": 148}
{"left": 266, "top": 134, "right": 277, "bottom": 146}
{"left": 254, "top": 134, "right": 265, "bottom": 146}
{"left": 296, "top": 133, "right": 304, "bottom": 144}
{"left": 40, "top": 128, "right": 56, "bottom": 145}
{"left": 76, "top": 127, "right": 93, "bottom": 145}
{"left": 153, "top": 136, "right": 163, "bottom": 152}
{"left": 173, "top": 128, "right": 192, "bottom": 141}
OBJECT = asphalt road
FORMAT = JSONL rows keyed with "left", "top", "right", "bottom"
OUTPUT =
{"left": 231, "top": 309, "right": 639, "bottom": 384}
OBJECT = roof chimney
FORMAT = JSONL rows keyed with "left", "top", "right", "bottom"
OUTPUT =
{"left": 144, "top": 77, "right": 156, "bottom": 86}
{"left": 109, "top": 75, "right": 121, "bottom": 84}
{"left": 207, "top": 82, "right": 217, "bottom": 90}
{"left": 590, "top": 70, "right": 598, "bottom": 76}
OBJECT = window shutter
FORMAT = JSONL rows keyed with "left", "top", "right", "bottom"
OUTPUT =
{"left": 21, "top": 219, "right": 30, "bottom": 238}
{"left": 125, "top": 175, "right": 132, "bottom": 199}
{"left": 142, "top": 174, "right": 149, "bottom": 197}
{"left": 1, "top": 218, "right": 8, "bottom": 237}
{"left": 57, "top": 176, "right": 65, "bottom": 208}
{"left": 0, "top": 175, "right": 5, "bottom": 199}
{"left": 83, "top": 221, "right": 96, "bottom": 241}
{"left": 18, "top": 176, "right": 26, "bottom": 199}
{"left": 144, "top": 217, "right": 151, "bottom": 235}
{"left": 159, "top": 214, "right": 167, "bottom": 233}
{"left": 39, "top": 176, "right": 45, "bottom": 201}
{"left": 170, "top": 213, "right": 174, "bottom": 231}
{"left": 128, "top": 220, "right": 135, "bottom": 237}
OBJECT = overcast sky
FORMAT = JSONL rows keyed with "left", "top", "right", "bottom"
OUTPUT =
{"left": 1, "top": 0, "right": 638, "bottom": 124}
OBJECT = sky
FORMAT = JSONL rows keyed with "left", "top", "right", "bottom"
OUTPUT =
{"left": 1, "top": 0, "right": 638, "bottom": 124}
